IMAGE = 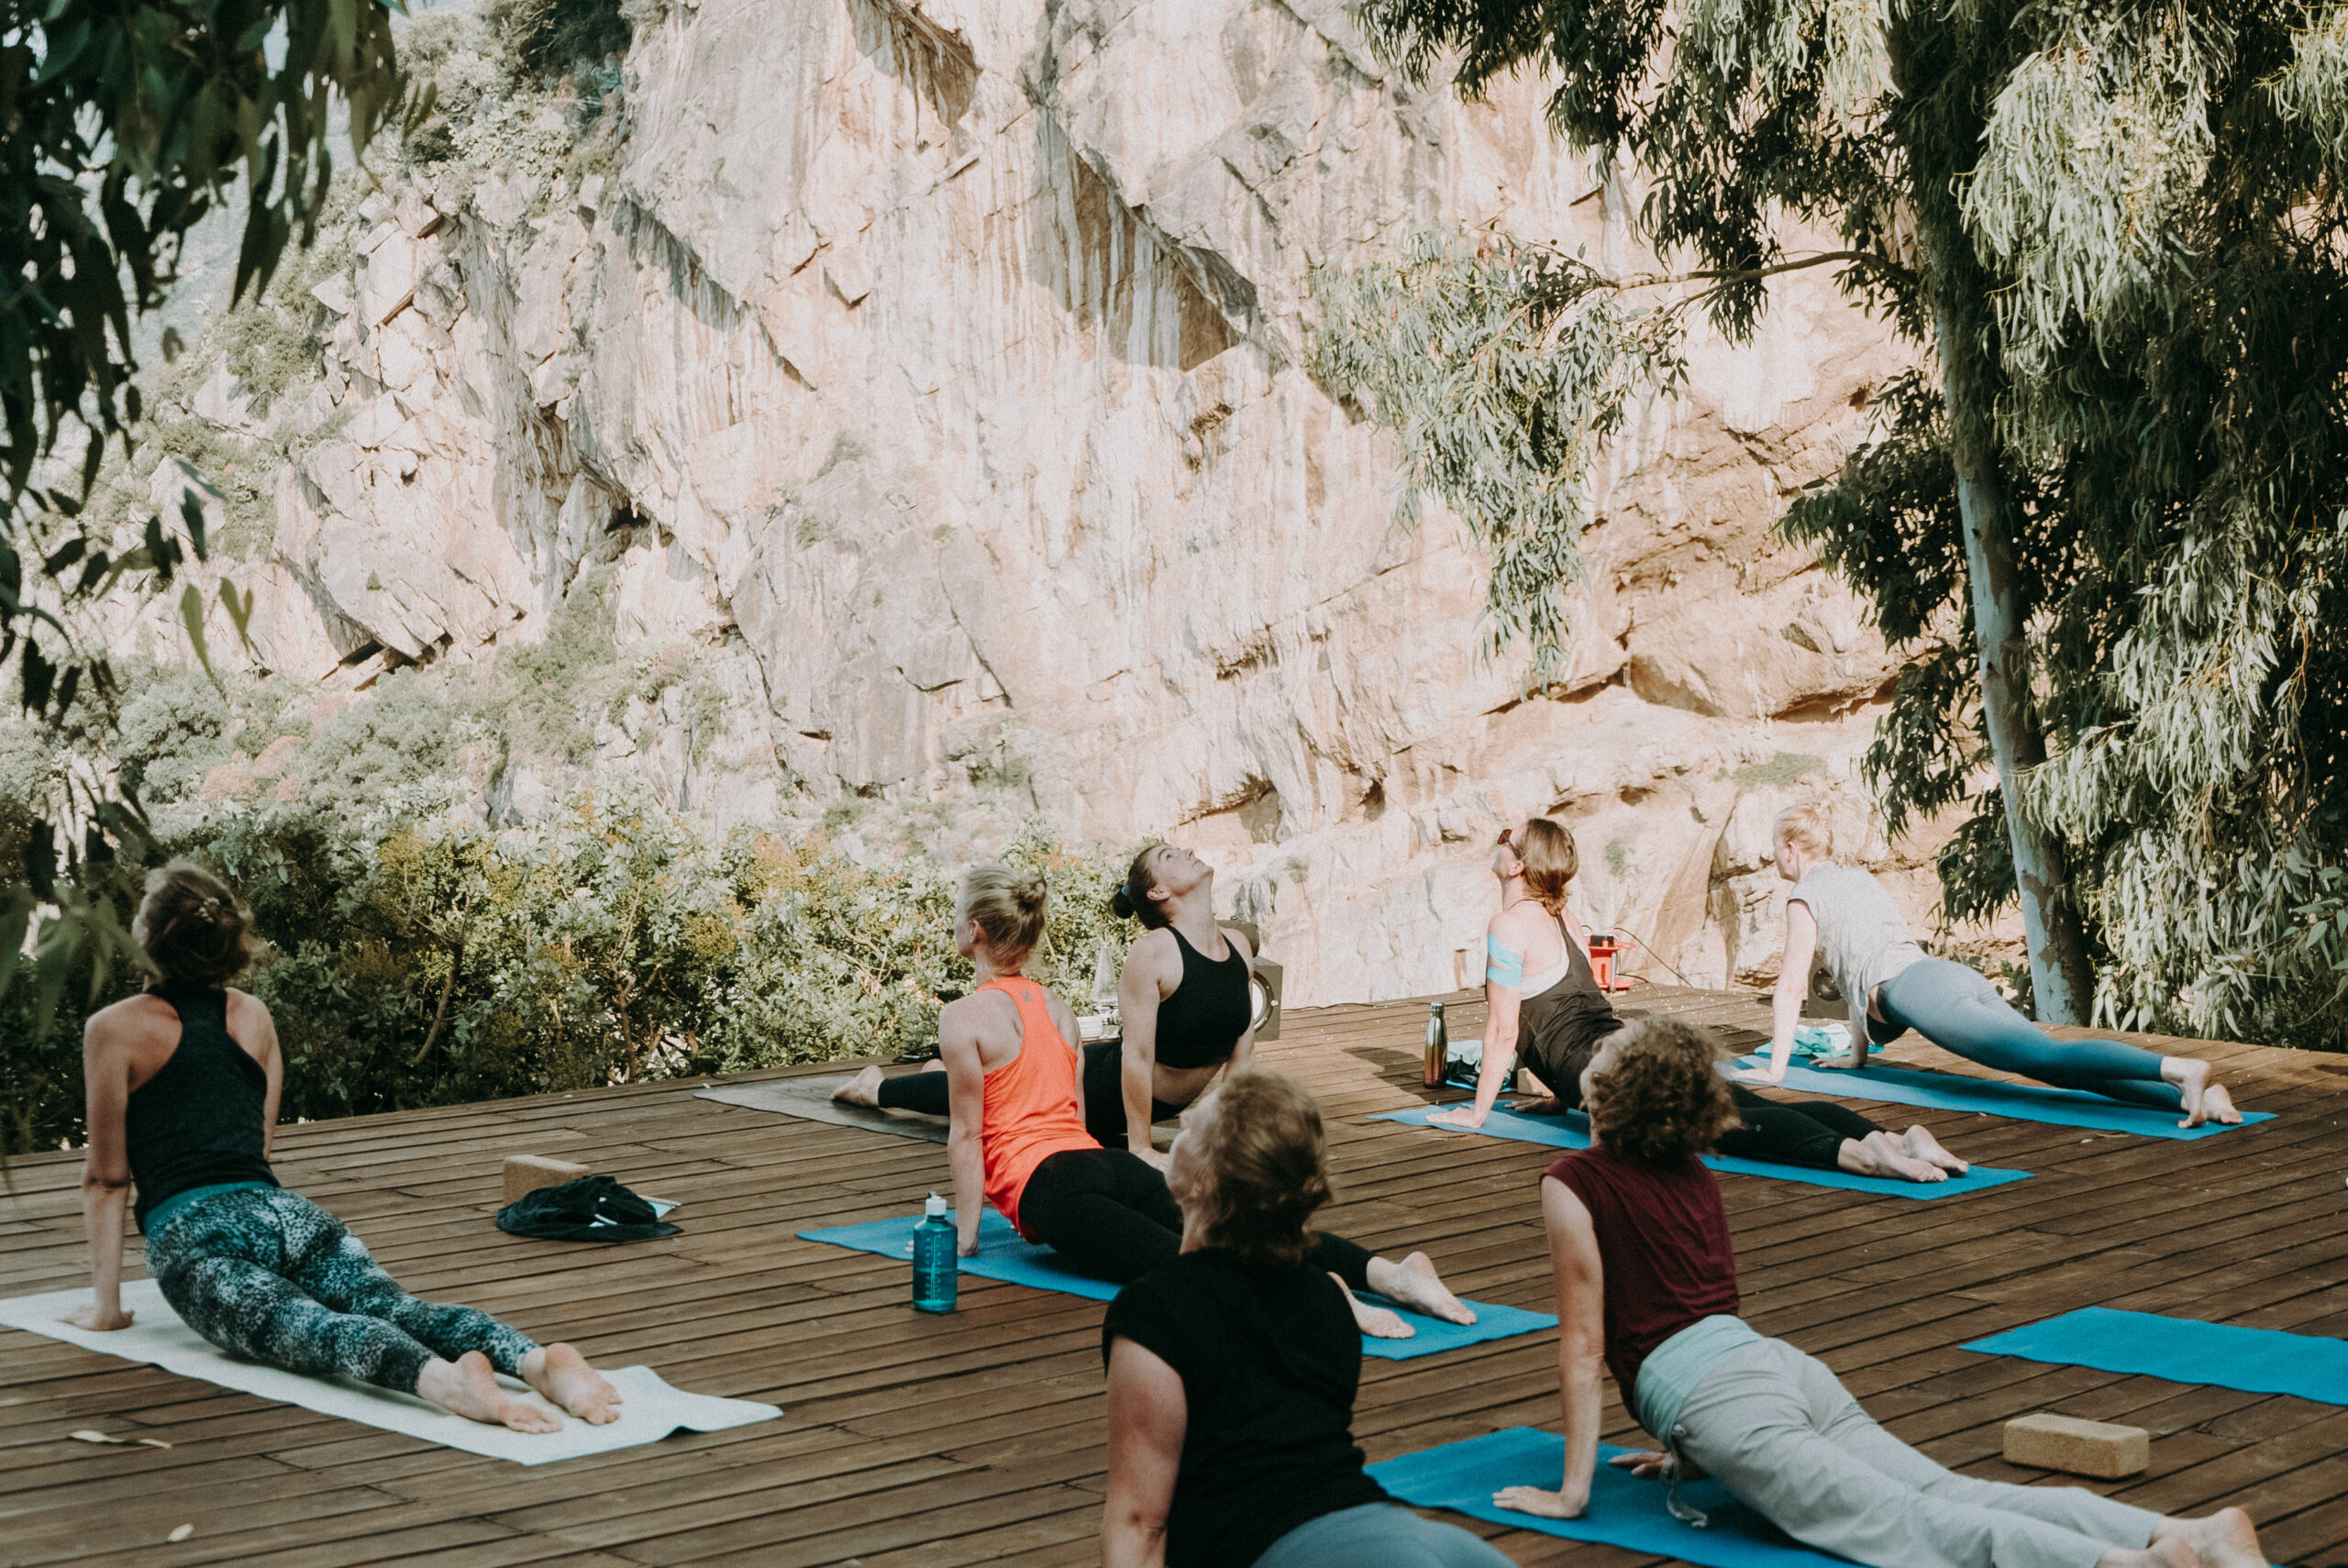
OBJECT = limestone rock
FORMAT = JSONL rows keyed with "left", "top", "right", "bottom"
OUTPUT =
{"left": 138, "top": 0, "right": 2019, "bottom": 1005}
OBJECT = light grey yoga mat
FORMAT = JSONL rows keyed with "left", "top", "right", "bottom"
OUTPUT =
{"left": 695, "top": 1074, "right": 950, "bottom": 1143}
{"left": 0, "top": 1279, "right": 781, "bottom": 1463}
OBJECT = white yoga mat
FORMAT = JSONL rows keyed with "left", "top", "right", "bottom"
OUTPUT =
{"left": 0, "top": 1278, "right": 781, "bottom": 1464}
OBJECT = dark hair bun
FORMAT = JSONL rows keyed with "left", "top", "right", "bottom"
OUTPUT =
{"left": 1110, "top": 887, "right": 1137, "bottom": 920}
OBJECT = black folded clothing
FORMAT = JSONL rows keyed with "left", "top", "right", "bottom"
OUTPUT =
{"left": 496, "top": 1175, "right": 681, "bottom": 1243}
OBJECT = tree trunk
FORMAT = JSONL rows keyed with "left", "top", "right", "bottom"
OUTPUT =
{"left": 1891, "top": 8, "right": 2097, "bottom": 1022}
{"left": 1932, "top": 322, "right": 2096, "bottom": 1021}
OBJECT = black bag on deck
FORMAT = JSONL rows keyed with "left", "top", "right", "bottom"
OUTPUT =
{"left": 496, "top": 1175, "right": 680, "bottom": 1243}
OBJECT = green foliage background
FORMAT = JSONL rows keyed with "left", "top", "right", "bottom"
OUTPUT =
{"left": 0, "top": 651, "right": 1129, "bottom": 1156}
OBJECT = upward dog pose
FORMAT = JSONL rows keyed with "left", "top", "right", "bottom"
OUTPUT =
{"left": 932, "top": 863, "right": 1474, "bottom": 1340}
{"left": 842, "top": 843, "right": 1263, "bottom": 1165}
{"left": 1498, "top": 1015, "right": 2266, "bottom": 1568}
{"left": 1432, "top": 817, "right": 1969, "bottom": 1183}
{"left": 70, "top": 864, "right": 621, "bottom": 1433}
{"left": 1741, "top": 806, "right": 2242, "bottom": 1128}
{"left": 1102, "top": 1071, "right": 1512, "bottom": 1568}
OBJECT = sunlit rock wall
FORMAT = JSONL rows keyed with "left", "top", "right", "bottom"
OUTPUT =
{"left": 151, "top": 0, "right": 2012, "bottom": 1004}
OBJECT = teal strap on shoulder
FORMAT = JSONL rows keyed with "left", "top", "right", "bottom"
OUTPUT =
{"left": 1485, "top": 933, "right": 1524, "bottom": 988}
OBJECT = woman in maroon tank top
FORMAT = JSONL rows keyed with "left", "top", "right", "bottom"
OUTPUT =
{"left": 1494, "top": 1017, "right": 2266, "bottom": 1568}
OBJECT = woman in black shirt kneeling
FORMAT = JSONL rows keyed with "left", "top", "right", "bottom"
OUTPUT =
{"left": 1100, "top": 1069, "right": 1514, "bottom": 1568}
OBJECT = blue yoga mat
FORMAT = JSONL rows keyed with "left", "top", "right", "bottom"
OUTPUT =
{"left": 1374, "top": 1102, "right": 2034, "bottom": 1201}
{"left": 1728, "top": 1056, "right": 2273, "bottom": 1139}
{"left": 1964, "top": 1307, "right": 2348, "bottom": 1403}
{"left": 1370, "top": 1427, "right": 1841, "bottom": 1566}
{"left": 798, "top": 1210, "right": 1556, "bottom": 1360}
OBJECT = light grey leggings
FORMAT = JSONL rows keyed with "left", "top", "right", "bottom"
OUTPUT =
{"left": 1251, "top": 1503, "right": 1516, "bottom": 1568}
{"left": 1675, "top": 1338, "right": 2160, "bottom": 1568}
{"left": 1877, "top": 957, "right": 2181, "bottom": 1110}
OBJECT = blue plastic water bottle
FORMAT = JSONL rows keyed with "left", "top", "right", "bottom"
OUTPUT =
{"left": 913, "top": 1192, "right": 958, "bottom": 1313}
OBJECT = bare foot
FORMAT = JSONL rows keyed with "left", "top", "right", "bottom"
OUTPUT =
{"left": 416, "top": 1352, "right": 561, "bottom": 1432}
{"left": 832, "top": 1066, "right": 884, "bottom": 1108}
{"left": 1840, "top": 1132, "right": 1947, "bottom": 1183}
{"left": 522, "top": 1343, "right": 623, "bottom": 1425}
{"left": 1339, "top": 1282, "right": 1414, "bottom": 1340}
{"left": 2163, "top": 1057, "right": 2242, "bottom": 1128}
{"left": 1900, "top": 1125, "right": 1970, "bottom": 1176}
{"left": 1365, "top": 1252, "right": 1478, "bottom": 1325}
{"left": 2107, "top": 1538, "right": 2201, "bottom": 1568}
{"left": 2154, "top": 1507, "right": 2264, "bottom": 1568}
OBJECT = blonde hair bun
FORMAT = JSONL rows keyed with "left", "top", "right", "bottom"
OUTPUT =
{"left": 961, "top": 863, "right": 1049, "bottom": 966}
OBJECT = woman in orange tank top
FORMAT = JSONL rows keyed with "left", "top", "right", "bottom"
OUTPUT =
{"left": 933, "top": 865, "right": 1479, "bottom": 1340}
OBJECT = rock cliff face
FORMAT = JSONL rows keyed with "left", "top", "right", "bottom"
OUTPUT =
{"left": 157, "top": 0, "right": 2015, "bottom": 1003}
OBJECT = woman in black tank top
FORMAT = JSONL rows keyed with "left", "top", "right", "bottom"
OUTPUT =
{"left": 848, "top": 847, "right": 1259, "bottom": 1141}
{"left": 70, "top": 861, "right": 628, "bottom": 1433}
{"left": 1426, "top": 822, "right": 1978, "bottom": 1184}
{"left": 1097, "top": 844, "right": 1261, "bottom": 1166}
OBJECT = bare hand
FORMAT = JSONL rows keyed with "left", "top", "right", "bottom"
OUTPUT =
{"left": 1608, "top": 1450, "right": 1674, "bottom": 1480}
{"left": 1426, "top": 1106, "right": 1487, "bottom": 1130}
{"left": 957, "top": 1234, "right": 981, "bottom": 1258}
{"left": 1729, "top": 1064, "right": 1787, "bottom": 1087}
{"left": 1493, "top": 1484, "right": 1588, "bottom": 1519}
{"left": 1811, "top": 1050, "right": 1866, "bottom": 1071}
{"left": 61, "top": 1302, "right": 135, "bottom": 1332}
{"left": 1129, "top": 1146, "right": 1170, "bottom": 1173}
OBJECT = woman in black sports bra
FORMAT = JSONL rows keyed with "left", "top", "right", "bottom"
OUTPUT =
{"left": 1102, "top": 844, "right": 1259, "bottom": 1169}
{"left": 841, "top": 843, "right": 1261, "bottom": 1155}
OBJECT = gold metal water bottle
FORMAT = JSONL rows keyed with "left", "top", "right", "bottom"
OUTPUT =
{"left": 1423, "top": 1001, "right": 1447, "bottom": 1087}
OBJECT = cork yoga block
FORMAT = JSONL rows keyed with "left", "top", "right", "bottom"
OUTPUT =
{"left": 2002, "top": 1413, "right": 2151, "bottom": 1479}
{"left": 503, "top": 1154, "right": 593, "bottom": 1205}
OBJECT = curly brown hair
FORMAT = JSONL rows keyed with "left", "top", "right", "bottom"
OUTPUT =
{"left": 134, "top": 861, "right": 255, "bottom": 987}
{"left": 1587, "top": 1017, "right": 1740, "bottom": 1166}
{"left": 1174, "top": 1070, "right": 1335, "bottom": 1265}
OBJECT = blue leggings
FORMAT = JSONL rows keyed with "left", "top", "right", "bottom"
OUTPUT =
{"left": 148, "top": 1187, "right": 538, "bottom": 1396}
{"left": 1253, "top": 1503, "right": 1516, "bottom": 1567}
{"left": 1874, "top": 958, "right": 2181, "bottom": 1110}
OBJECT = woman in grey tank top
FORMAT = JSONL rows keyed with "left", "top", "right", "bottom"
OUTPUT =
{"left": 1733, "top": 808, "right": 2243, "bottom": 1128}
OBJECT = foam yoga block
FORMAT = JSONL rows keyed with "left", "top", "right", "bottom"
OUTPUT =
{"left": 503, "top": 1154, "right": 592, "bottom": 1204}
{"left": 799, "top": 1210, "right": 1557, "bottom": 1361}
{"left": 1374, "top": 1102, "right": 2035, "bottom": 1202}
{"left": 2004, "top": 1414, "right": 2150, "bottom": 1478}
{"left": 1965, "top": 1307, "right": 2348, "bottom": 1404}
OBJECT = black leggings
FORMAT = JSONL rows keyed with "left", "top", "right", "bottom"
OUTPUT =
{"left": 875, "top": 1043, "right": 1183, "bottom": 1146}
{"left": 1016, "top": 1148, "right": 1373, "bottom": 1289}
{"left": 1716, "top": 1083, "right": 1883, "bottom": 1170}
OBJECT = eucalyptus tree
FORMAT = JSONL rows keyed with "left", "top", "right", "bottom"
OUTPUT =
{"left": 1327, "top": 0, "right": 2348, "bottom": 1043}
{"left": 0, "top": 0, "right": 406, "bottom": 1070}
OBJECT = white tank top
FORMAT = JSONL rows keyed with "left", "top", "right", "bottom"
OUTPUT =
{"left": 1787, "top": 863, "right": 1926, "bottom": 1046}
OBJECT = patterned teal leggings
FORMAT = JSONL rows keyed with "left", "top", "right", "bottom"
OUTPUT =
{"left": 147, "top": 1187, "right": 537, "bottom": 1396}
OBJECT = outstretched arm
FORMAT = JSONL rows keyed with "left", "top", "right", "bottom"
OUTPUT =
{"left": 1432, "top": 929, "right": 1522, "bottom": 1128}
{"left": 1496, "top": 1176, "right": 1606, "bottom": 1519}
{"left": 1102, "top": 1336, "right": 1186, "bottom": 1568}
{"left": 941, "top": 1009, "right": 989, "bottom": 1257}
{"left": 1116, "top": 936, "right": 1173, "bottom": 1168}
{"left": 71, "top": 1017, "right": 136, "bottom": 1331}
{"left": 1224, "top": 927, "right": 1257, "bottom": 1077}
{"left": 1736, "top": 899, "right": 1819, "bottom": 1085}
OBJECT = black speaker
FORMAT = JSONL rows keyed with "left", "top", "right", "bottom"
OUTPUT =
{"left": 1229, "top": 922, "right": 1283, "bottom": 1042}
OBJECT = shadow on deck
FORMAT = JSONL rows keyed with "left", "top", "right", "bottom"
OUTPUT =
{"left": 4, "top": 986, "right": 2345, "bottom": 1567}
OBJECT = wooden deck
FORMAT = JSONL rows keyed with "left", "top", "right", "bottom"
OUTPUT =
{"left": 5, "top": 985, "right": 2347, "bottom": 1567}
